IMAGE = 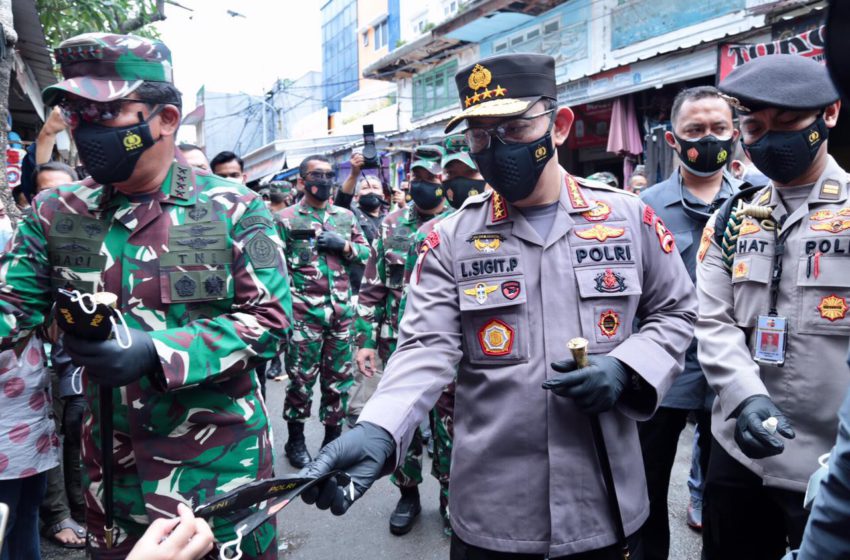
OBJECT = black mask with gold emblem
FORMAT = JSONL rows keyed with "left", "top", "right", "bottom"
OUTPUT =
{"left": 472, "top": 129, "right": 554, "bottom": 204}
{"left": 72, "top": 106, "right": 163, "bottom": 185}
{"left": 743, "top": 115, "right": 829, "bottom": 185}
{"left": 673, "top": 134, "right": 734, "bottom": 177}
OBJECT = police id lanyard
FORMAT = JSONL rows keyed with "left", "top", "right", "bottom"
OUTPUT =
{"left": 753, "top": 218, "right": 789, "bottom": 366}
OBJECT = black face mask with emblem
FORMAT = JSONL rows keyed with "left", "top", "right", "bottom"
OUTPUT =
{"left": 743, "top": 115, "right": 829, "bottom": 185}
{"left": 472, "top": 132, "right": 554, "bottom": 204}
{"left": 674, "top": 133, "right": 734, "bottom": 177}
{"left": 409, "top": 180, "right": 444, "bottom": 211}
{"left": 444, "top": 177, "right": 487, "bottom": 210}
{"left": 72, "top": 107, "right": 163, "bottom": 186}
{"left": 304, "top": 179, "right": 333, "bottom": 201}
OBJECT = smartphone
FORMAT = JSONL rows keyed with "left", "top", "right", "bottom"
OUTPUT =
{"left": 0, "top": 502, "right": 8, "bottom": 551}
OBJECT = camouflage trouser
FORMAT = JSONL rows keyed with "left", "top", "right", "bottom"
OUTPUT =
{"left": 391, "top": 381, "right": 455, "bottom": 522}
{"left": 83, "top": 382, "right": 276, "bottom": 560}
{"left": 284, "top": 313, "right": 355, "bottom": 426}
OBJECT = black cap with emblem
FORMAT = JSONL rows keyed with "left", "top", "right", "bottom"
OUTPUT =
{"left": 445, "top": 53, "right": 557, "bottom": 132}
{"left": 719, "top": 54, "right": 839, "bottom": 113}
{"left": 826, "top": 0, "right": 850, "bottom": 98}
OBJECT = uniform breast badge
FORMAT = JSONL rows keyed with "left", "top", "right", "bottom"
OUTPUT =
{"left": 464, "top": 282, "right": 498, "bottom": 304}
{"left": 597, "top": 310, "right": 621, "bottom": 338}
{"left": 818, "top": 294, "right": 848, "bottom": 322}
{"left": 574, "top": 224, "right": 625, "bottom": 242}
{"left": 478, "top": 319, "right": 514, "bottom": 356}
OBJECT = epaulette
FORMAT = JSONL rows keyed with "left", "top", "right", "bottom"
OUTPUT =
{"left": 712, "top": 184, "right": 770, "bottom": 271}
{"left": 575, "top": 177, "right": 638, "bottom": 197}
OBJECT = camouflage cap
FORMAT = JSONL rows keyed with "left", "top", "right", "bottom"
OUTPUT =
{"left": 410, "top": 144, "right": 445, "bottom": 175}
{"left": 442, "top": 134, "right": 477, "bottom": 170}
{"left": 42, "top": 33, "right": 174, "bottom": 106}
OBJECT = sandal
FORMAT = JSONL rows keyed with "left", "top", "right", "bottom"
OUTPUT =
{"left": 43, "top": 517, "right": 86, "bottom": 549}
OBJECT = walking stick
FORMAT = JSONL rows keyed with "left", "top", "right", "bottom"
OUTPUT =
{"left": 568, "top": 338, "right": 630, "bottom": 560}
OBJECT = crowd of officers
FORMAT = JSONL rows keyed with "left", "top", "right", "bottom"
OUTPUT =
{"left": 0, "top": 27, "right": 849, "bottom": 560}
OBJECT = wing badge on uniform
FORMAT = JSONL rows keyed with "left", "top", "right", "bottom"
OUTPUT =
{"left": 467, "top": 233, "right": 504, "bottom": 253}
{"left": 739, "top": 222, "right": 761, "bottom": 236}
{"left": 810, "top": 210, "right": 836, "bottom": 221}
{"left": 464, "top": 282, "right": 498, "bottom": 304}
{"left": 811, "top": 220, "right": 850, "bottom": 234}
{"left": 574, "top": 224, "right": 625, "bottom": 242}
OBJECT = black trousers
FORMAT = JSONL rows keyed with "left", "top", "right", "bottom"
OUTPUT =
{"left": 450, "top": 532, "right": 643, "bottom": 560}
{"left": 638, "top": 407, "right": 711, "bottom": 560}
{"left": 703, "top": 438, "right": 808, "bottom": 560}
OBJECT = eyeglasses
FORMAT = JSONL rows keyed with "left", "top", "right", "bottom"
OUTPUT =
{"left": 463, "top": 109, "right": 556, "bottom": 153}
{"left": 304, "top": 171, "right": 336, "bottom": 181}
{"left": 57, "top": 97, "right": 149, "bottom": 125}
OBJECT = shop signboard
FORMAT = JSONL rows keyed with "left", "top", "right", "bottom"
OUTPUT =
{"left": 717, "top": 24, "right": 826, "bottom": 82}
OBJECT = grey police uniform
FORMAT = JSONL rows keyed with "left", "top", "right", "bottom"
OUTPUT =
{"left": 359, "top": 170, "right": 697, "bottom": 556}
{"left": 696, "top": 155, "right": 850, "bottom": 491}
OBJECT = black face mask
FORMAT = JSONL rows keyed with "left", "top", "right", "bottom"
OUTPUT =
{"left": 674, "top": 134, "right": 734, "bottom": 177}
{"left": 409, "top": 180, "right": 444, "bottom": 211}
{"left": 743, "top": 116, "right": 829, "bottom": 185}
{"left": 358, "top": 193, "right": 384, "bottom": 212}
{"left": 72, "top": 107, "right": 162, "bottom": 185}
{"left": 444, "top": 177, "right": 487, "bottom": 210}
{"left": 305, "top": 179, "right": 333, "bottom": 201}
{"left": 472, "top": 132, "right": 554, "bottom": 203}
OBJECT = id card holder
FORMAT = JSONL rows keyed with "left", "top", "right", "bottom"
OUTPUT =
{"left": 753, "top": 315, "right": 787, "bottom": 367}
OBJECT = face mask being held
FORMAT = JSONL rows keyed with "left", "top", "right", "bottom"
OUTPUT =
{"left": 472, "top": 131, "right": 554, "bottom": 204}
{"left": 674, "top": 133, "right": 734, "bottom": 177}
{"left": 743, "top": 115, "right": 828, "bottom": 185}
{"left": 358, "top": 193, "right": 385, "bottom": 212}
{"left": 409, "top": 180, "right": 444, "bottom": 211}
{"left": 444, "top": 177, "right": 487, "bottom": 210}
{"left": 72, "top": 106, "right": 163, "bottom": 185}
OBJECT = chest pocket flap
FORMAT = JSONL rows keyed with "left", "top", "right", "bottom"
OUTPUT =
{"left": 574, "top": 267, "right": 643, "bottom": 299}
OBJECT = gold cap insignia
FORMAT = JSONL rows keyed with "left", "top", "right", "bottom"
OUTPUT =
{"left": 468, "top": 64, "right": 492, "bottom": 91}
{"left": 465, "top": 64, "right": 508, "bottom": 107}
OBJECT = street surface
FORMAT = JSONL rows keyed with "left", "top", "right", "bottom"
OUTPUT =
{"left": 42, "top": 379, "right": 702, "bottom": 559}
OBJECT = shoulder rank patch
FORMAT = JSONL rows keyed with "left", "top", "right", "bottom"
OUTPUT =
{"left": 758, "top": 187, "right": 772, "bottom": 206}
{"left": 566, "top": 175, "right": 590, "bottom": 209}
{"left": 581, "top": 201, "right": 612, "bottom": 222}
{"left": 818, "top": 294, "right": 848, "bottom": 321}
{"left": 478, "top": 319, "right": 514, "bottom": 356}
{"left": 739, "top": 222, "right": 761, "bottom": 236}
{"left": 575, "top": 224, "right": 625, "bottom": 242}
{"left": 464, "top": 282, "right": 498, "bottom": 304}
{"left": 811, "top": 220, "right": 850, "bottom": 234}
{"left": 491, "top": 193, "right": 509, "bottom": 222}
{"left": 698, "top": 227, "right": 714, "bottom": 262}
{"left": 655, "top": 219, "right": 675, "bottom": 253}
{"left": 245, "top": 232, "right": 279, "bottom": 269}
{"left": 819, "top": 179, "right": 842, "bottom": 201}
{"left": 416, "top": 230, "right": 441, "bottom": 284}
{"left": 467, "top": 233, "right": 503, "bottom": 253}
{"left": 810, "top": 210, "right": 836, "bottom": 222}
{"left": 597, "top": 309, "right": 621, "bottom": 338}
{"left": 643, "top": 205, "right": 655, "bottom": 226}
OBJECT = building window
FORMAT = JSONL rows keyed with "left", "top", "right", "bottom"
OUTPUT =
{"left": 543, "top": 18, "right": 560, "bottom": 35}
{"left": 375, "top": 19, "right": 388, "bottom": 50}
{"left": 363, "top": 31, "right": 369, "bottom": 46}
{"left": 412, "top": 60, "right": 459, "bottom": 119}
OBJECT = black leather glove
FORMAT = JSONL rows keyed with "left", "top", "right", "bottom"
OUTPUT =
{"left": 64, "top": 328, "right": 161, "bottom": 388}
{"left": 543, "top": 355, "right": 630, "bottom": 414}
{"left": 316, "top": 231, "right": 348, "bottom": 255}
{"left": 733, "top": 395, "right": 795, "bottom": 459}
{"left": 299, "top": 422, "right": 394, "bottom": 515}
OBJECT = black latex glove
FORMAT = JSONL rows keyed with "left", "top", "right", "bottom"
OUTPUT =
{"left": 733, "top": 395, "right": 795, "bottom": 459}
{"left": 299, "top": 422, "right": 394, "bottom": 515}
{"left": 64, "top": 328, "right": 161, "bottom": 388}
{"left": 316, "top": 231, "right": 348, "bottom": 255}
{"left": 543, "top": 355, "right": 630, "bottom": 414}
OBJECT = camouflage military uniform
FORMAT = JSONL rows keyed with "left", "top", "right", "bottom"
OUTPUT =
{"left": 277, "top": 200, "right": 369, "bottom": 426}
{"left": 0, "top": 161, "right": 292, "bottom": 558}
{"left": 400, "top": 211, "right": 456, "bottom": 522}
{"left": 354, "top": 205, "right": 450, "bottom": 501}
